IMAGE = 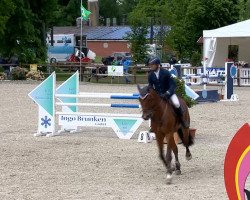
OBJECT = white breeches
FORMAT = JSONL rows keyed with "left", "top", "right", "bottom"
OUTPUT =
{"left": 170, "top": 94, "right": 180, "bottom": 108}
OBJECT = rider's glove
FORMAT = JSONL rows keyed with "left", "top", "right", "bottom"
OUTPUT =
{"left": 160, "top": 91, "right": 171, "bottom": 100}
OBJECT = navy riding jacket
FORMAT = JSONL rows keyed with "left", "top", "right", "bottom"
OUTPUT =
{"left": 148, "top": 68, "right": 176, "bottom": 96}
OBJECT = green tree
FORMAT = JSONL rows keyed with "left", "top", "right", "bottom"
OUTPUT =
{"left": 0, "top": 0, "right": 15, "bottom": 36}
{"left": 0, "top": 0, "right": 58, "bottom": 63}
{"left": 127, "top": 9, "right": 149, "bottom": 64}
{"left": 119, "top": 0, "right": 139, "bottom": 24}
{"left": 29, "top": 0, "right": 58, "bottom": 60}
{"left": 239, "top": 0, "right": 250, "bottom": 20}
{"left": 99, "top": 0, "right": 121, "bottom": 25}
{"left": 128, "top": 0, "right": 171, "bottom": 21}
{"left": 126, "top": 25, "right": 149, "bottom": 64}
{"left": 127, "top": 0, "right": 173, "bottom": 63}
{"left": 55, "top": 0, "right": 82, "bottom": 26}
{"left": 166, "top": 0, "right": 240, "bottom": 61}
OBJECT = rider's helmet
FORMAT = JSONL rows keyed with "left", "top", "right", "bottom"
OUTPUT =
{"left": 147, "top": 56, "right": 161, "bottom": 65}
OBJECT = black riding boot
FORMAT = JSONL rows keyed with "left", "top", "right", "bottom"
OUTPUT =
{"left": 176, "top": 107, "right": 189, "bottom": 128}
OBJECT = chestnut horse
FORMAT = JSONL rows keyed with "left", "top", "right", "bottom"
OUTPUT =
{"left": 137, "top": 85, "right": 194, "bottom": 183}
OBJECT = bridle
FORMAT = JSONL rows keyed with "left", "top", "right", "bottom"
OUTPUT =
{"left": 139, "top": 92, "right": 160, "bottom": 117}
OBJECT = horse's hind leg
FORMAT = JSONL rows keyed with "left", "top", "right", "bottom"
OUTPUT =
{"left": 183, "top": 128, "right": 192, "bottom": 160}
{"left": 186, "top": 146, "right": 192, "bottom": 160}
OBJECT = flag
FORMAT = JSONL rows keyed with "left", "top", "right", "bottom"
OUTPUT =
{"left": 81, "top": 5, "right": 91, "bottom": 21}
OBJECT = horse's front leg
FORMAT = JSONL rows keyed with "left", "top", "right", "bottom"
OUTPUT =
{"left": 155, "top": 130, "right": 167, "bottom": 167}
{"left": 165, "top": 134, "right": 174, "bottom": 184}
{"left": 155, "top": 128, "right": 174, "bottom": 183}
{"left": 169, "top": 134, "right": 181, "bottom": 175}
{"left": 152, "top": 121, "right": 167, "bottom": 166}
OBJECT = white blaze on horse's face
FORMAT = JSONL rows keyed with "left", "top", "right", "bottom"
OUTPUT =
{"left": 139, "top": 93, "right": 153, "bottom": 120}
{"left": 139, "top": 93, "right": 149, "bottom": 100}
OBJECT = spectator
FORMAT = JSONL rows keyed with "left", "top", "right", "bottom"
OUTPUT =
{"left": 122, "top": 58, "right": 132, "bottom": 84}
{"left": 169, "top": 55, "right": 177, "bottom": 65}
{"left": 112, "top": 56, "right": 123, "bottom": 66}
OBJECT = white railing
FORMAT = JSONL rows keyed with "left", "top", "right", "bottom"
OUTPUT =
{"left": 181, "top": 67, "right": 250, "bottom": 86}
{"left": 239, "top": 68, "right": 250, "bottom": 86}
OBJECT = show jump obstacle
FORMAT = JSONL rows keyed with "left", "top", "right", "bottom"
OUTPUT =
{"left": 28, "top": 71, "right": 144, "bottom": 139}
{"left": 173, "top": 62, "right": 237, "bottom": 102}
{"left": 28, "top": 63, "right": 235, "bottom": 139}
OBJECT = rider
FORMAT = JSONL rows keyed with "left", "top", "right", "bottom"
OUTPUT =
{"left": 147, "top": 56, "right": 189, "bottom": 128}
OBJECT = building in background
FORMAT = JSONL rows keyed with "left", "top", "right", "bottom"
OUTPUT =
{"left": 48, "top": 0, "right": 168, "bottom": 59}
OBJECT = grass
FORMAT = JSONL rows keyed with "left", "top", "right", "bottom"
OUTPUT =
{"left": 0, "top": 66, "right": 5, "bottom": 72}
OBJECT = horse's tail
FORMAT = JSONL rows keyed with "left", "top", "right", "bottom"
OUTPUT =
{"left": 177, "top": 128, "right": 194, "bottom": 147}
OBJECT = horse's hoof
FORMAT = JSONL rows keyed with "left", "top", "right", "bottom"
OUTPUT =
{"left": 166, "top": 174, "right": 172, "bottom": 184}
{"left": 175, "top": 170, "right": 181, "bottom": 175}
{"left": 186, "top": 154, "right": 192, "bottom": 161}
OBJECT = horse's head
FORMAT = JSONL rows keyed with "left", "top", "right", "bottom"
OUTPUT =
{"left": 137, "top": 85, "right": 159, "bottom": 120}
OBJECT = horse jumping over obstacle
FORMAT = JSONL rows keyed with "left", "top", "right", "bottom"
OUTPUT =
{"left": 137, "top": 85, "right": 194, "bottom": 184}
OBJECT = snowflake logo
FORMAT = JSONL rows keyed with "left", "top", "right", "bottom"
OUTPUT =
{"left": 41, "top": 116, "right": 51, "bottom": 128}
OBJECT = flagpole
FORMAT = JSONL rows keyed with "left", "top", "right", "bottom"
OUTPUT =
{"left": 80, "top": 0, "right": 83, "bottom": 82}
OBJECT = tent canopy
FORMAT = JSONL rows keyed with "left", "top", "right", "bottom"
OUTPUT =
{"left": 203, "top": 19, "right": 250, "bottom": 67}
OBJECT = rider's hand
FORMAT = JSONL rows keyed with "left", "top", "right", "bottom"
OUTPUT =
{"left": 160, "top": 91, "right": 171, "bottom": 100}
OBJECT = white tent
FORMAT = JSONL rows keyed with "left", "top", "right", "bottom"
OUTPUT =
{"left": 203, "top": 19, "right": 250, "bottom": 68}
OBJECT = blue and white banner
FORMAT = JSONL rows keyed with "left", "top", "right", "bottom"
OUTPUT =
{"left": 58, "top": 114, "right": 143, "bottom": 139}
{"left": 111, "top": 118, "right": 143, "bottom": 139}
{"left": 28, "top": 72, "right": 55, "bottom": 135}
{"left": 56, "top": 71, "right": 79, "bottom": 131}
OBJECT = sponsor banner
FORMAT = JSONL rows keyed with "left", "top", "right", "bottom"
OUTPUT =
{"left": 58, "top": 114, "right": 111, "bottom": 127}
{"left": 58, "top": 114, "right": 143, "bottom": 139}
{"left": 108, "top": 65, "right": 124, "bottom": 76}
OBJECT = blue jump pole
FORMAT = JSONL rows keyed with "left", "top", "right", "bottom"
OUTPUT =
{"left": 110, "top": 95, "right": 139, "bottom": 99}
{"left": 110, "top": 104, "right": 141, "bottom": 108}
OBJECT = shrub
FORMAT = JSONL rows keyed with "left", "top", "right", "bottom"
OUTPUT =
{"left": 10, "top": 67, "right": 28, "bottom": 80}
{"left": 26, "top": 70, "right": 45, "bottom": 81}
{"left": 175, "top": 78, "right": 197, "bottom": 108}
{"left": 190, "top": 51, "right": 202, "bottom": 67}
{"left": 0, "top": 72, "right": 6, "bottom": 80}
{"left": 0, "top": 66, "right": 4, "bottom": 72}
